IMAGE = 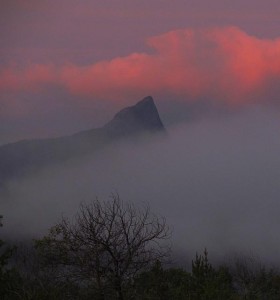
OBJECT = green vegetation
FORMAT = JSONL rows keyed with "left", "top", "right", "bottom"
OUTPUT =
{"left": 1, "top": 199, "right": 280, "bottom": 299}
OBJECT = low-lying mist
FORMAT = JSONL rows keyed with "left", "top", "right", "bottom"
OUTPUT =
{"left": 2, "top": 105, "right": 280, "bottom": 265}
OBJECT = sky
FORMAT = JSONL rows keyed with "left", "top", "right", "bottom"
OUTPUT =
{"left": 2, "top": 0, "right": 280, "bottom": 263}
{"left": 1, "top": 0, "right": 280, "bottom": 143}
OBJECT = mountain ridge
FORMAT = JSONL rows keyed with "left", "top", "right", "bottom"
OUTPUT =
{"left": 0, "top": 96, "right": 165, "bottom": 184}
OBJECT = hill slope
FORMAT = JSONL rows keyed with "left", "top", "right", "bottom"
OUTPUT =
{"left": 0, "top": 96, "right": 165, "bottom": 184}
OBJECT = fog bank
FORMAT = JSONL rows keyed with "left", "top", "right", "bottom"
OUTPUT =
{"left": 2, "top": 105, "right": 280, "bottom": 264}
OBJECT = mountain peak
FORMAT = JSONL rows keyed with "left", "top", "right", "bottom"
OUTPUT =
{"left": 136, "top": 95, "right": 154, "bottom": 105}
{"left": 0, "top": 96, "right": 165, "bottom": 184}
{"left": 103, "top": 96, "right": 165, "bottom": 136}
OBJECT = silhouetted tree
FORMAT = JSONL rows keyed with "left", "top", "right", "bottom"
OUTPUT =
{"left": 231, "top": 253, "right": 280, "bottom": 299}
{"left": 134, "top": 260, "right": 190, "bottom": 300}
{"left": 189, "top": 249, "right": 234, "bottom": 299}
{"left": 35, "top": 194, "right": 170, "bottom": 300}
{"left": 0, "top": 215, "right": 22, "bottom": 299}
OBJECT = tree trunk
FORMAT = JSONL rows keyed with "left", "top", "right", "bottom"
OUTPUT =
{"left": 116, "top": 278, "right": 124, "bottom": 300}
{"left": 96, "top": 272, "right": 105, "bottom": 300}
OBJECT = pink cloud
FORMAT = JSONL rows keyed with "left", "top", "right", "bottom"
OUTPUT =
{"left": 0, "top": 64, "right": 56, "bottom": 92}
{"left": 1, "top": 26, "right": 280, "bottom": 105}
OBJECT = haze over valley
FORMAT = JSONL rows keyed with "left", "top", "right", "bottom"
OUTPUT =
{"left": 2, "top": 97, "right": 280, "bottom": 265}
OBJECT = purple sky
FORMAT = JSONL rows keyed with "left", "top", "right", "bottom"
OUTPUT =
{"left": 1, "top": 0, "right": 280, "bottom": 143}
{"left": 2, "top": 0, "right": 280, "bottom": 64}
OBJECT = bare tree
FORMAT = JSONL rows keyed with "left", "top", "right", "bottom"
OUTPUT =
{"left": 35, "top": 194, "right": 170, "bottom": 300}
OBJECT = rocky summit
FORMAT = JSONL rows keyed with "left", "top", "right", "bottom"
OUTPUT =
{"left": 104, "top": 96, "right": 165, "bottom": 136}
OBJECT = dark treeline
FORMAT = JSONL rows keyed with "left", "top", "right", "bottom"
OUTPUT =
{"left": 1, "top": 197, "right": 280, "bottom": 300}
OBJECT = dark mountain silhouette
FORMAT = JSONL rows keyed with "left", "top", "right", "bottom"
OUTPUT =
{"left": 0, "top": 96, "right": 165, "bottom": 184}
{"left": 104, "top": 96, "right": 164, "bottom": 136}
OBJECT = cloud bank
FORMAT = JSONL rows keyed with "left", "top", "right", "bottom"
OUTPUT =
{"left": 1, "top": 27, "right": 280, "bottom": 106}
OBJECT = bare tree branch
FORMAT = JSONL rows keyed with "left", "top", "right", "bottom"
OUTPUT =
{"left": 35, "top": 194, "right": 171, "bottom": 300}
